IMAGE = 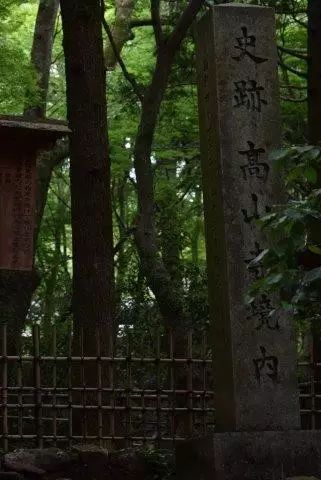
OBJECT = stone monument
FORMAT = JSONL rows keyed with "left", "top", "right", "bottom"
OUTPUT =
{"left": 176, "top": 4, "right": 321, "bottom": 479}
{"left": 0, "top": 116, "right": 70, "bottom": 271}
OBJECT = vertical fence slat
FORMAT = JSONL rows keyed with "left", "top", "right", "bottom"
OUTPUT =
{"left": 17, "top": 355, "right": 23, "bottom": 439}
{"left": 202, "top": 330, "right": 207, "bottom": 435}
{"left": 169, "top": 329, "right": 175, "bottom": 446}
{"left": 52, "top": 324, "right": 57, "bottom": 444}
{"left": 97, "top": 328, "right": 103, "bottom": 448}
{"left": 311, "top": 338, "right": 316, "bottom": 430}
{"left": 68, "top": 323, "right": 73, "bottom": 448}
{"left": 80, "top": 326, "right": 87, "bottom": 441}
{"left": 156, "top": 329, "right": 161, "bottom": 448}
{"left": 33, "top": 325, "right": 43, "bottom": 448}
{"left": 1, "top": 325, "right": 8, "bottom": 452}
{"left": 109, "top": 332, "right": 115, "bottom": 445}
{"left": 126, "top": 328, "right": 132, "bottom": 448}
{"left": 187, "top": 329, "right": 193, "bottom": 437}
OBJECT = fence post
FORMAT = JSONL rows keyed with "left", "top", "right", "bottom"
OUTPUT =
{"left": 33, "top": 324, "right": 43, "bottom": 448}
{"left": 52, "top": 324, "right": 57, "bottom": 444}
{"left": 96, "top": 327, "right": 103, "bottom": 447}
{"left": 1, "top": 325, "right": 8, "bottom": 451}
{"left": 68, "top": 323, "right": 73, "bottom": 447}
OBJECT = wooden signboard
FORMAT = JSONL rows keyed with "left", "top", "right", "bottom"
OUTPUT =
{"left": 0, "top": 116, "right": 70, "bottom": 271}
{"left": 0, "top": 155, "right": 36, "bottom": 271}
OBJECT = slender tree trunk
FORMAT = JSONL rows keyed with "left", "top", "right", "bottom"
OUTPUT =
{"left": 132, "top": 0, "right": 203, "bottom": 328}
{"left": 158, "top": 165, "right": 183, "bottom": 289}
{"left": 133, "top": 48, "right": 188, "bottom": 327}
{"left": 25, "top": 0, "right": 60, "bottom": 119}
{"left": 42, "top": 180, "right": 65, "bottom": 350}
{"left": 191, "top": 188, "right": 202, "bottom": 265}
{"left": 114, "top": 177, "right": 128, "bottom": 308}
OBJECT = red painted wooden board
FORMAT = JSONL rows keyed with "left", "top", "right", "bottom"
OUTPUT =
{"left": 0, "top": 155, "right": 36, "bottom": 271}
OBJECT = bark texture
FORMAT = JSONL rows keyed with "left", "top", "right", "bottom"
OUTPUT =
{"left": 133, "top": 0, "right": 204, "bottom": 328}
{"left": 25, "top": 0, "right": 60, "bottom": 119}
{"left": 60, "top": 0, "right": 115, "bottom": 439}
{"left": 307, "top": 0, "right": 321, "bottom": 428}
{"left": 60, "top": 0, "right": 115, "bottom": 349}
{"left": 104, "top": 0, "right": 136, "bottom": 69}
{"left": 307, "top": 0, "right": 321, "bottom": 144}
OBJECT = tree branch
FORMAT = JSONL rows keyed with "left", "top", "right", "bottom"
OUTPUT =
{"left": 278, "top": 45, "right": 308, "bottom": 61}
{"left": 167, "top": 0, "right": 205, "bottom": 52}
{"left": 280, "top": 96, "right": 307, "bottom": 103}
{"left": 151, "top": 0, "right": 163, "bottom": 47}
{"left": 291, "top": 15, "right": 307, "bottom": 29}
{"left": 114, "top": 228, "right": 136, "bottom": 255}
{"left": 130, "top": 17, "right": 172, "bottom": 28}
{"left": 278, "top": 58, "right": 307, "bottom": 79}
{"left": 280, "top": 84, "right": 307, "bottom": 90}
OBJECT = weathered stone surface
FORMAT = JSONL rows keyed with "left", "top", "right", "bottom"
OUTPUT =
{"left": 2, "top": 447, "right": 153, "bottom": 480}
{"left": 3, "top": 448, "right": 77, "bottom": 476}
{"left": 0, "top": 473, "right": 23, "bottom": 480}
{"left": 287, "top": 477, "right": 320, "bottom": 480}
{"left": 71, "top": 446, "right": 148, "bottom": 480}
{"left": 195, "top": 3, "right": 299, "bottom": 432}
{"left": 176, "top": 431, "right": 321, "bottom": 480}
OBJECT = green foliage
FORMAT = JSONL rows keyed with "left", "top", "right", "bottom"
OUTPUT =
{"left": 248, "top": 146, "right": 321, "bottom": 325}
{"left": 138, "top": 447, "right": 175, "bottom": 480}
{"left": 0, "top": 1, "right": 39, "bottom": 113}
{"left": 0, "top": 0, "right": 314, "bottom": 337}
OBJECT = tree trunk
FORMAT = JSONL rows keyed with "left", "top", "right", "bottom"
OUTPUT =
{"left": 191, "top": 187, "right": 202, "bottom": 265}
{"left": 307, "top": 0, "right": 321, "bottom": 144}
{"left": 104, "top": 0, "right": 136, "bottom": 69}
{"left": 60, "top": 0, "right": 115, "bottom": 348}
{"left": 60, "top": 0, "right": 115, "bottom": 438}
{"left": 158, "top": 164, "right": 183, "bottom": 289}
{"left": 307, "top": 0, "right": 321, "bottom": 428}
{"left": 132, "top": 0, "right": 203, "bottom": 328}
{"left": 133, "top": 48, "right": 188, "bottom": 328}
{"left": 25, "top": 0, "right": 60, "bottom": 119}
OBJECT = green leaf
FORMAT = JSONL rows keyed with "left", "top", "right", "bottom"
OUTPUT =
{"left": 269, "top": 149, "right": 288, "bottom": 162}
{"left": 266, "top": 273, "right": 283, "bottom": 285}
{"left": 298, "top": 145, "right": 315, "bottom": 153}
{"left": 248, "top": 248, "right": 269, "bottom": 266}
{"left": 303, "top": 267, "right": 321, "bottom": 284}
{"left": 281, "top": 301, "right": 293, "bottom": 311}
{"left": 304, "top": 166, "right": 317, "bottom": 184}
{"left": 310, "top": 189, "right": 321, "bottom": 198}
{"left": 245, "top": 294, "right": 255, "bottom": 305}
{"left": 306, "top": 147, "right": 321, "bottom": 161}
{"left": 308, "top": 245, "right": 321, "bottom": 256}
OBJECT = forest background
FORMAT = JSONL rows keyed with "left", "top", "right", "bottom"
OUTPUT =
{"left": 0, "top": 0, "right": 320, "bottom": 359}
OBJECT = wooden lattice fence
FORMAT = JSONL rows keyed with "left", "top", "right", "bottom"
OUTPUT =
{"left": 0, "top": 324, "right": 319, "bottom": 451}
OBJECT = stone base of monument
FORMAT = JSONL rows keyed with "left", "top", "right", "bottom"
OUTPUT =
{"left": 176, "top": 430, "right": 321, "bottom": 480}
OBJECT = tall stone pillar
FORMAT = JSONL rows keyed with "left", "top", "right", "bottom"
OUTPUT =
{"left": 195, "top": 3, "right": 299, "bottom": 432}
{"left": 176, "top": 6, "right": 321, "bottom": 479}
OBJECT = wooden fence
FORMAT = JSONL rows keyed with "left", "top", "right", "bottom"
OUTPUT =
{"left": 0, "top": 323, "right": 319, "bottom": 451}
